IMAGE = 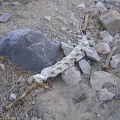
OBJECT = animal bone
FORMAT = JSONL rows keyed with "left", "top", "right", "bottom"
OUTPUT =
{"left": 4, "top": 35, "right": 91, "bottom": 110}
{"left": 33, "top": 35, "right": 90, "bottom": 83}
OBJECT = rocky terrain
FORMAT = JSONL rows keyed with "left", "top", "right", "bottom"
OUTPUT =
{"left": 0, "top": 0, "right": 120, "bottom": 120}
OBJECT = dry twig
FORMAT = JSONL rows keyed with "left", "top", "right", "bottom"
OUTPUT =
{"left": 102, "top": 45, "right": 118, "bottom": 72}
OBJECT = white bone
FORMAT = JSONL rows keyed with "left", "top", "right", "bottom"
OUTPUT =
{"left": 33, "top": 35, "right": 90, "bottom": 83}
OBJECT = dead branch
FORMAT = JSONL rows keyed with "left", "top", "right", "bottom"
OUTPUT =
{"left": 4, "top": 82, "right": 50, "bottom": 111}
{"left": 102, "top": 45, "right": 118, "bottom": 72}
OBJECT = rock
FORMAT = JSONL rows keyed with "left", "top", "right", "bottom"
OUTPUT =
{"left": 18, "top": 76, "right": 25, "bottom": 82}
{"left": 72, "top": 93, "right": 87, "bottom": 104}
{"left": 0, "top": 61, "right": 5, "bottom": 70}
{"left": 44, "top": 16, "right": 51, "bottom": 21}
{"left": 94, "top": 42, "right": 110, "bottom": 54}
{"left": 102, "top": 34, "right": 113, "bottom": 43}
{"left": 0, "top": 13, "right": 11, "bottom": 23}
{"left": 88, "top": 39, "right": 95, "bottom": 47}
{"left": 110, "top": 59, "right": 120, "bottom": 69}
{"left": 42, "top": 113, "right": 48, "bottom": 120}
{"left": 70, "top": 16, "right": 79, "bottom": 29}
{"left": 21, "top": 0, "right": 29, "bottom": 4}
{"left": 61, "top": 42, "right": 74, "bottom": 56}
{"left": 90, "top": 71, "right": 118, "bottom": 91}
{"left": 110, "top": 54, "right": 120, "bottom": 68}
{"left": 61, "top": 66, "right": 81, "bottom": 86}
{"left": 0, "top": 29, "right": 60, "bottom": 72}
{"left": 35, "top": 91, "right": 67, "bottom": 115}
{"left": 112, "top": 54, "right": 120, "bottom": 60}
{"left": 97, "top": 88, "right": 114, "bottom": 101}
{"left": 27, "top": 75, "right": 34, "bottom": 85}
{"left": 99, "top": 31, "right": 114, "bottom": 43}
{"left": 61, "top": 25, "right": 67, "bottom": 31}
{"left": 96, "top": 2, "right": 107, "bottom": 13}
{"left": 12, "top": 2, "right": 20, "bottom": 6}
{"left": 9, "top": 94, "right": 16, "bottom": 101}
{"left": 114, "top": 33, "right": 120, "bottom": 40}
{"left": 79, "top": 59, "right": 91, "bottom": 75}
{"left": 76, "top": 3, "right": 85, "bottom": 9}
{"left": 99, "top": 10, "right": 120, "bottom": 34}
{"left": 100, "top": 30, "right": 110, "bottom": 39}
{"left": 85, "top": 47, "right": 100, "bottom": 61}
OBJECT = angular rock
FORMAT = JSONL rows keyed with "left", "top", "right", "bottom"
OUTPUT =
{"left": 76, "top": 3, "right": 85, "bottom": 9}
{"left": 61, "top": 42, "right": 74, "bottom": 56}
{"left": 27, "top": 75, "right": 34, "bottom": 85}
{"left": 110, "top": 59, "right": 120, "bottom": 69}
{"left": 96, "top": 2, "right": 107, "bottom": 13}
{"left": 99, "top": 10, "right": 120, "bottom": 34}
{"left": 61, "top": 25, "right": 67, "bottom": 31}
{"left": 88, "top": 39, "right": 95, "bottom": 47}
{"left": 0, "top": 29, "right": 60, "bottom": 72}
{"left": 0, "top": 63, "right": 5, "bottom": 70}
{"left": 94, "top": 42, "right": 110, "bottom": 54}
{"left": 110, "top": 54, "right": 120, "bottom": 68}
{"left": 44, "top": 16, "right": 51, "bottom": 21}
{"left": 9, "top": 94, "right": 16, "bottom": 101}
{"left": 0, "top": 13, "right": 11, "bottom": 23}
{"left": 61, "top": 66, "right": 81, "bottom": 86}
{"left": 72, "top": 93, "right": 87, "bottom": 104}
{"left": 100, "top": 30, "right": 110, "bottom": 39}
{"left": 114, "top": 33, "right": 120, "bottom": 40}
{"left": 90, "top": 71, "right": 118, "bottom": 91}
{"left": 12, "top": 2, "right": 20, "bottom": 6}
{"left": 97, "top": 88, "right": 114, "bottom": 101}
{"left": 102, "top": 34, "right": 113, "bottom": 43}
{"left": 85, "top": 47, "right": 100, "bottom": 61}
{"left": 112, "top": 54, "right": 120, "bottom": 60}
{"left": 79, "top": 59, "right": 91, "bottom": 75}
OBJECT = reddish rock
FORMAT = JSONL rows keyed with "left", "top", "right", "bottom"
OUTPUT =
{"left": 94, "top": 42, "right": 110, "bottom": 54}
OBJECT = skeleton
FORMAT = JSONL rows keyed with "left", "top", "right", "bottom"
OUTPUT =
{"left": 4, "top": 35, "right": 92, "bottom": 110}
{"left": 33, "top": 35, "right": 90, "bottom": 83}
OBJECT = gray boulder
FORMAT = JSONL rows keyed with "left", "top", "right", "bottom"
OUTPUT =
{"left": 0, "top": 29, "right": 60, "bottom": 72}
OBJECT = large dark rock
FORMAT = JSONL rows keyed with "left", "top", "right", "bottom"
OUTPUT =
{"left": 0, "top": 29, "right": 60, "bottom": 72}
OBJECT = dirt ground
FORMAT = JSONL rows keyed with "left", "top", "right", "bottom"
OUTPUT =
{"left": 0, "top": 0, "right": 120, "bottom": 120}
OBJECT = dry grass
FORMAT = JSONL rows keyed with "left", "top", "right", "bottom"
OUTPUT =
{"left": 0, "top": 57, "right": 37, "bottom": 119}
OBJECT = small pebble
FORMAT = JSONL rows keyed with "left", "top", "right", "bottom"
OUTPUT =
{"left": 9, "top": 94, "right": 16, "bottom": 101}
{"left": 27, "top": 75, "right": 34, "bottom": 85}
{"left": 72, "top": 93, "right": 87, "bottom": 104}
{"left": 85, "top": 47, "right": 100, "bottom": 61}
{"left": 79, "top": 59, "right": 91, "bottom": 75}
{"left": 0, "top": 63, "right": 5, "bottom": 70}
{"left": 0, "top": 13, "right": 11, "bottom": 23}
{"left": 76, "top": 3, "right": 85, "bottom": 9}
{"left": 44, "top": 16, "right": 51, "bottom": 21}
{"left": 96, "top": 2, "right": 107, "bottom": 13}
